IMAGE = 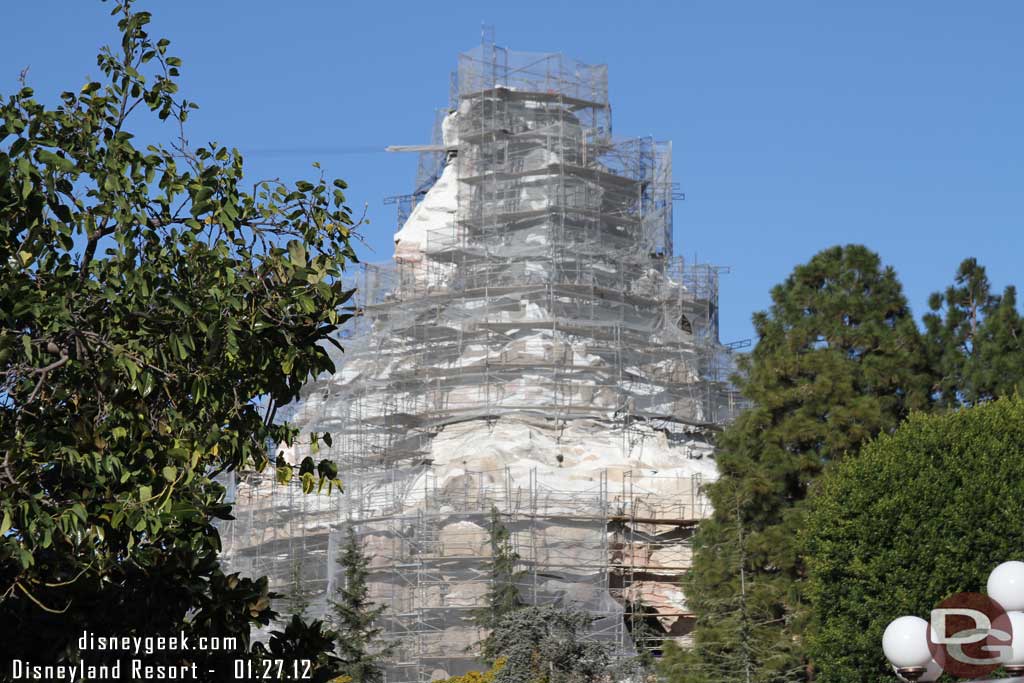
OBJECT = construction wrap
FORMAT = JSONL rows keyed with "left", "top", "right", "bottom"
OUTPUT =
{"left": 221, "top": 36, "right": 744, "bottom": 683}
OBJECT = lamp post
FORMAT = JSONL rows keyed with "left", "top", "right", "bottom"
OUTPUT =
{"left": 989, "top": 562, "right": 1024, "bottom": 677}
{"left": 882, "top": 616, "right": 940, "bottom": 682}
{"left": 882, "top": 561, "right": 1024, "bottom": 681}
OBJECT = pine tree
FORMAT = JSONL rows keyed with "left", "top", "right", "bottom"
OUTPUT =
{"left": 973, "top": 285, "right": 1024, "bottom": 399}
{"left": 923, "top": 257, "right": 998, "bottom": 405}
{"left": 332, "top": 526, "right": 390, "bottom": 683}
{"left": 676, "top": 245, "right": 932, "bottom": 682}
{"left": 923, "top": 258, "right": 1024, "bottom": 405}
{"left": 662, "top": 483, "right": 766, "bottom": 683}
{"left": 288, "top": 556, "right": 313, "bottom": 619}
{"left": 481, "top": 605, "right": 610, "bottom": 682}
{"left": 472, "top": 507, "right": 524, "bottom": 632}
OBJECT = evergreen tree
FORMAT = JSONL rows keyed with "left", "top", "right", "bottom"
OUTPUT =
{"left": 482, "top": 605, "right": 610, "bottom": 683}
{"left": 923, "top": 257, "right": 998, "bottom": 405}
{"left": 332, "top": 526, "right": 390, "bottom": 683}
{"left": 288, "top": 556, "right": 313, "bottom": 620}
{"left": 662, "top": 483, "right": 760, "bottom": 683}
{"left": 973, "top": 285, "right": 1024, "bottom": 399}
{"left": 677, "top": 245, "right": 932, "bottom": 682}
{"left": 923, "top": 258, "right": 1024, "bottom": 405}
{"left": 472, "top": 507, "right": 524, "bottom": 632}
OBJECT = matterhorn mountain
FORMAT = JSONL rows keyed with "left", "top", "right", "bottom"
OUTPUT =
{"left": 222, "top": 34, "right": 742, "bottom": 682}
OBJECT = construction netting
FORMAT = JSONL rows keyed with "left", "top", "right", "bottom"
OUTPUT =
{"left": 220, "top": 35, "right": 744, "bottom": 683}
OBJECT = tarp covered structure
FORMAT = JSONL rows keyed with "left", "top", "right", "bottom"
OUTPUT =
{"left": 221, "top": 34, "right": 743, "bottom": 682}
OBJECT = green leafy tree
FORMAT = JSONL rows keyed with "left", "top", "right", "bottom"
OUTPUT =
{"left": 482, "top": 605, "right": 610, "bottom": 683}
{"left": 262, "top": 616, "right": 344, "bottom": 683}
{"left": 678, "top": 245, "right": 932, "bottom": 682}
{"left": 0, "top": 0, "right": 355, "bottom": 675}
{"left": 923, "top": 258, "right": 1024, "bottom": 406}
{"left": 804, "top": 398, "right": 1024, "bottom": 682}
{"left": 473, "top": 506, "right": 525, "bottom": 632}
{"left": 332, "top": 526, "right": 390, "bottom": 683}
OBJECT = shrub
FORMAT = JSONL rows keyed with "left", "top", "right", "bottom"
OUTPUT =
{"left": 805, "top": 398, "right": 1024, "bottom": 682}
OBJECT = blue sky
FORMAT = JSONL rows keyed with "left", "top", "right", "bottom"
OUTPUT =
{"left": 2, "top": 1, "right": 1021, "bottom": 345}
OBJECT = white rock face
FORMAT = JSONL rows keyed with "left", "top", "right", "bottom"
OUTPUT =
{"left": 394, "top": 162, "right": 458, "bottom": 262}
{"left": 425, "top": 417, "right": 715, "bottom": 492}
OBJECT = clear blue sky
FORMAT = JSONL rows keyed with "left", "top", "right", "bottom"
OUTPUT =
{"left": 3, "top": 1, "right": 1021, "bottom": 345}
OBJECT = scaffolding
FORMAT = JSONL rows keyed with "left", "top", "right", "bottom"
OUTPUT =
{"left": 220, "top": 34, "right": 743, "bottom": 683}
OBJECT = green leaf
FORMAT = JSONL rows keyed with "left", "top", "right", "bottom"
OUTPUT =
{"left": 287, "top": 240, "right": 306, "bottom": 267}
{"left": 170, "top": 334, "right": 188, "bottom": 360}
{"left": 162, "top": 466, "right": 177, "bottom": 482}
{"left": 37, "top": 149, "right": 76, "bottom": 172}
{"left": 317, "top": 459, "right": 337, "bottom": 480}
{"left": 123, "top": 358, "right": 139, "bottom": 383}
{"left": 193, "top": 186, "right": 213, "bottom": 205}
{"left": 1, "top": 509, "right": 11, "bottom": 535}
{"left": 167, "top": 295, "right": 192, "bottom": 315}
{"left": 71, "top": 503, "right": 88, "bottom": 523}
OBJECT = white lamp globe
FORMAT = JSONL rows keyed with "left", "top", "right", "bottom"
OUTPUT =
{"left": 1006, "top": 610, "right": 1024, "bottom": 667}
{"left": 883, "top": 616, "right": 933, "bottom": 669}
{"left": 988, "top": 561, "right": 1024, "bottom": 611}
{"left": 892, "top": 658, "right": 942, "bottom": 682}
